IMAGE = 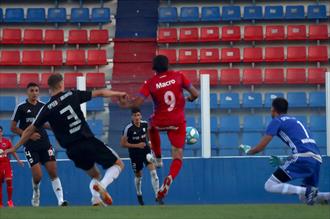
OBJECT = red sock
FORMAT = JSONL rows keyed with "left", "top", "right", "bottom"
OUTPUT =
{"left": 6, "top": 179, "right": 13, "bottom": 201}
{"left": 169, "top": 159, "right": 182, "bottom": 180}
{"left": 149, "top": 127, "right": 162, "bottom": 158}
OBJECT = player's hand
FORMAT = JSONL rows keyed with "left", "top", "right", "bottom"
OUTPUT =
{"left": 185, "top": 96, "right": 194, "bottom": 102}
{"left": 269, "top": 155, "right": 287, "bottom": 167}
{"left": 239, "top": 144, "right": 251, "bottom": 154}
{"left": 118, "top": 94, "right": 129, "bottom": 107}
{"left": 30, "top": 132, "right": 41, "bottom": 141}
{"left": 4, "top": 148, "right": 16, "bottom": 156}
{"left": 17, "top": 160, "right": 24, "bottom": 167}
{"left": 136, "top": 142, "right": 146, "bottom": 149}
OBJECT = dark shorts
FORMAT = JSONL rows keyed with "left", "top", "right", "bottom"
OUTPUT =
{"left": 24, "top": 146, "right": 56, "bottom": 168}
{"left": 129, "top": 147, "right": 152, "bottom": 173}
{"left": 66, "top": 137, "right": 119, "bottom": 171}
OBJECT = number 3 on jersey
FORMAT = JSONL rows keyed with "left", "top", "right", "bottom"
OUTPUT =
{"left": 60, "top": 105, "right": 82, "bottom": 134}
{"left": 164, "top": 91, "right": 176, "bottom": 112}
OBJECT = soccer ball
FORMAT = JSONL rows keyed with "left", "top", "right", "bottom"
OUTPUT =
{"left": 186, "top": 127, "right": 199, "bottom": 145}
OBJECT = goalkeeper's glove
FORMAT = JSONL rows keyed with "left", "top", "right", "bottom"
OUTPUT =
{"left": 239, "top": 144, "right": 251, "bottom": 154}
{"left": 269, "top": 155, "right": 293, "bottom": 167}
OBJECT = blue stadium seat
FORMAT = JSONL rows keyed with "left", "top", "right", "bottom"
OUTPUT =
{"left": 86, "top": 97, "right": 104, "bottom": 111}
{"left": 242, "top": 133, "right": 262, "bottom": 146}
{"left": 185, "top": 101, "right": 196, "bottom": 110}
{"left": 186, "top": 116, "right": 196, "bottom": 127}
{"left": 0, "top": 120, "right": 12, "bottom": 135}
{"left": 220, "top": 148, "right": 240, "bottom": 156}
{"left": 264, "top": 6, "right": 283, "bottom": 20}
{"left": 87, "top": 120, "right": 103, "bottom": 136}
{"left": 264, "top": 148, "right": 289, "bottom": 156}
{"left": 71, "top": 8, "right": 90, "bottom": 23}
{"left": 0, "top": 96, "right": 16, "bottom": 112}
{"left": 91, "top": 8, "right": 111, "bottom": 23}
{"left": 310, "top": 115, "right": 326, "bottom": 131}
{"left": 287, "top": 92, "right": 307, "bottom": 108}
{"left": 158, "top": 7, "right": 178, "bottom": 23}
{"left": 18, "top": 96, "right": 26, "bottom": 104}
{"left": 210, "top": 116, "right": 218, "bottom": 132}
{"left": 219, "top": 115, "right": 240, "bottom": 132}
{"left": 218, "top": 133, "right": 239, "bottom": 148}
{"left": 309, "top": 92, "right": 325, "bottom": 107}
{"left": 11, "top": 135, "right": 20, "bottom": 145}
{"left": 312, "top": 132, "right": 326, "bottom": 148}
{"left": 211, "top": 133, "right": 217, "bottom": 148}
{"left": 160, "top": 133, "right": 171, "bottom": 149}
{"left": 48, "top": 8, "right": 67, "bottom": 23}
{"left": 57, "top": 151, "right": 68, "bottom": 159}
{"left": 243, "top": 6, "right": 263, "bottom": 20}
{"left": 307, "top": 5, "right": 327, "bottom": 20}
{"left": 180, "top": 7, "right": 199, "bottom": 22}
{"left": 222, "top": 6, "right": 241, "bottom": 21}
{"left": 243, "top": 115, "right": 264, "bottom": 132}
{"left": 201, "top": 6, "right": 220, "bottom": 21}
{"left": 220, "top": 93, "right": 240, "bottom": 109}
{"left": 27, "top": 8, "right": 46, "bottom": 23}
{"left": 294, "top": 115, "right": 307, "bottom": 127}
{"left": 0, "top": 9, "right": 3, "bottom": 22}
{"left": 267, "top": 137, "right": 287, "bottom": 149}
{"left": 40, "top": 96, "right": 50, "bottom": 103}
{"left": 49, "top": 136, "right": 59, "bottom": 148}
{"left": 264, "top": 92, "right": 284, "bottom": 108}
{"left": 285, "top": 5, "right": 305, "bottom": 20}
{"left": 242, "top": 92, "right": 262, "bottom": 108}
{"left": 210, "top": 93, "right": 218, "bottom": 109}
{"left": 4, "top": 8, "right": 25, "bottom": 23}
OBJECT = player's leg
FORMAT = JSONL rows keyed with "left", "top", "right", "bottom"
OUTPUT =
{"left": 5, "top": 177, "right": 14, "bottom": 207}
{"left": 131, "top": 155, "right": 144, "bottom": 205}
{"left": 148, "top": 126, "right": 163, "bottom": 167}
{"left": 146, "top": 163, "right": 160, "bottom": 198}
{"left": 86, "top": 165, "right": 106, "bottom": 206}
{"left": 25, "top": 149, "right": 42, "bottom": 207}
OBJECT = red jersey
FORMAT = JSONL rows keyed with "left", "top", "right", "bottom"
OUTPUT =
{"left": 139, "top": 70, "right": 191, "bottom": 127}
{"left": 0, "top": 137, "right": 12, "bottom": 164}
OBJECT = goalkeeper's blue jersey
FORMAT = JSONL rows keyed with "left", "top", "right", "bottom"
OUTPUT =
{"left": 266, "top": 114, "right": 320, "bottom": 155}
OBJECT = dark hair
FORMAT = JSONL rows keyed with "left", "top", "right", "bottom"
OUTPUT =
{"left": 47, "top": 73, "right": 63, "bottom": 89}
{"left": 131, "top": 108, "right": 141, "bottom": 114}
{"left": 0, "top": 126, "right": 3, "bottom": 131}
{"left": 272, "top": 97, "right": 288, "bottom": 114}
{"left": 152, "top": 55, "right": 169, "bottom": 74}
{"left": 26, "top": 82, "right": 39, "bottom": 89}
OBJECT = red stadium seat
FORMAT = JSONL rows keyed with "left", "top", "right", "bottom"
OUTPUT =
{"left": 87, "top": 49, "right": 107, "bottom": 65}
{"left": 89, "top": 29, "right": 109, "bottom": 44}
{"left": 287, "top": 46, "right": 307, "bottom": 62}
{"left": 180, "top": 70, "right": 198, "bottom": 86}
{"left": 44, "top": 30, "right": 64, "bottom": 45}
{"left": 157, "top": 28, "right": 177, "bottom": 43}
{"left": 157, "top": 49, "right": 177, "bottom": 64}
{"left": 308, "top": 46, "right": 328, "bottom": 62}
{"left": 66, "top": 50, "right": 86, "bottom": 66}
{"left": 43, "top": 50, "right": 63, "bottom": 66}
{"left": 242, "top": 68, "right": 262, "bottom": 85}
{"left": 112, "top": 63, "right": 153, "bottom": 83}
{"left": 243, "top": 47, "right": 263, "bottom": 63}
{"left": 221, "top": 48, "right": 240, "bottom": 63}
{"left": 199, "top": 69, "right": 218, "bottom": 86}
{"left": 220, "top": 68, "right": 240, "bottom": 85}
{"left": 265, "top": 47, "right": 284, "bottom": 62}
{"left": 265, "top": 25, "right": 285, "bottom": 41}
{"left": 178, "top": 49, "right": 198, "bottom": 64}
{"left": 19, "top": 73, "right": 39, "bottom": 88}
{"left": 23, "top": 29, "right": 43, "bottom": 44}
{"left": 22, "top": 50, "right": 42, "bottom": 66}
{"left": 86, "top": 72, "right": 106, "bottom": 88}
{"left": 221, "top": 26, "right": 241, "bottom": 42}
{"left": 286, "top": 68, "right": 306, "bottom": 84}
{"left": 264, "top": 68, "right": 285, "bottom": 84}
{"left": 244, "top": 25, "right": 263, "bottom": 41}
{"left": 200, "top": 26, "right": 220, "bottom": 42}
{"left": 64, "top": 72, "right": 84, "bottom": 88}
{"left": 307, "top": 68, "right": 326, "bottom": 84}
{"left": 0, "top": 50, "right": 20, "bottom": 66}
{"left": 200, "top": 48, "right": 220, "bottom": 63}
{"left": 309, "top": 24, "right": 328, "bottom": 40}
{"left": 179, "top": 27, "right": 199, "bottom": 42}
{"left": 0, "top": 73, "right": 17, "bottom": 88}
{"left": 1, "top": 29, "right": 21, "bottom": 44}
{"left": 287, "top": 25, "right": 307, "bottom": 40}
{"left": 68, "top": 29, "right": 88, "bottom": 44}
{"left": 113, "top": 41, "right": 156, "bottom": 63}
{"left": 40, "top": 73, "right": 53, "bottom": 88}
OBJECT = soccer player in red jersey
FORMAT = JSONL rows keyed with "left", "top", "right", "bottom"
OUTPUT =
{"left": 0, "top": 126, "right": 24, "bottom": 208}
{"left": 119, "top": 55, "right": 199, "bottom": 203}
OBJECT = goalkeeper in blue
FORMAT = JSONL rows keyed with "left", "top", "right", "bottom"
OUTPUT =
{"left": 240, "top": 97, "right": 330, "bottom": 205}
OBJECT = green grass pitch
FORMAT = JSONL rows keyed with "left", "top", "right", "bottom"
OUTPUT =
{"left": 0, "top": 205, "right": 329, "bottom": 219}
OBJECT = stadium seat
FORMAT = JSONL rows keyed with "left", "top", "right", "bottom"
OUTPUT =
{"left": 0, "top": 96, "right": 16, "bottom": 112}
{"left": 86, "top": 72, "right": 105, "bottom": 88}
{"left": 179, "top": 27, "right": 199, "bottom": 42}
{"left": 68, "top": 30, "right": 88, "bottom": 44}
{"left": 0, "top": 120, "right": 12, "bottom": 135}
{"left": 287, "top": 25, "right": 307, "bottom": 40}
{"left": 309, "top": 92, "right": 325, "bottom": 108}
{"left": 307, "top": 68, "right": 326, "bottom": 84}
{"left": 222, "top": 6, "right": 241, "bottom": 21}
{"left": 66, "top": 50, "right": 86, "bottom": 66}
{"left": 180, "top": 70, "right": 198, "bottom": 86}
{"left": 242, "top": 92, "right": 262, "bottom": 108}
{"left": 1, "top": 29, "right": 21, "bottom": 44}
{"left": 264, "top": 6, "right": 283, "bottom": 20}
{"left": 286, "top": 68, "right": 306, "bottom": 84}
{"left": 200, "top": 26, "right": 220, "bottom": 42}
{"left": 294, "top": 116, "right": 308, "bottom": 127}
{"left": 64, "top": 72, "right": 83, "bottom": 88}
{"left": 157, "top": 28, "right": 178, "bottom": 43}
{"left": 26, "top": 8, "right": 46, "bottom": 23}
{"left": 243, "top": 6, "right": 263, "bottom": 20}
{"left": 200, "top": 48, "right": 220, "bottom": 63}
{"left": 307, "top": 5, "right": 327, "bottom": 20}
{"left": 218, "top": 133, "right": 239, "bottom": 149}
{"left": 219, "top": 115, "right": 240, "bottom": 132}
{"left": 44, "top": 30, "right": 64, "bottom": 44}
{"left": 266, "top": 136, "right": 287, "bottom": 150}
{"left": 91, "top": 8, "right": 110, "bottom": 23}
{"left": 242, "top": 68, "right": 262, "bottom": 85}
{"left": 242, "top": 133, "right": 262, "bottom": 147}
{"left": 287, "top": 92, "right": 307, "bottom": 107}
{"left": 264, "top": 68, "right": 285, "bottom": 84}
{"left": 243, "top": 47, "right": 263, "bottom": 63}
{"left": 310, "top": 115, "right": 326, "bottom": 131}
{"left": 22, "top": 50, "right": 42, "bottom": 66}
{"left": 287, "top": 46, "right": 307, "bottom": 62}
{"left": 0, "top": 9, "right": 2, "bottom": 23}
{"left": 157, "top": 49, "right": 176, "bottom": 64}
{"left": 221, "top": 48, "right": 240, "bottom": 63}
{"left": 265, "top": 47, "right": 284, "bottom": 62}
{"left": 23, "top": 29, "right": 43, "bottom": 44}
{"left": 220, "top": 69, "right": 240, "bottom": 85}
{"left": 210, "top": 93, "right": 218, "bottom": 109}
{"left": 199, "top": 69, "right": 218, "bottom": 86}
{"left": 265, "top": 25, "right": 285, "bottom": 41}
{"left": 87, "top": 50, "right": 107, "bottom": 65}
{"left": 47, "top": 8, "right": 67, "bottom": 23}
{"left": 19, "top": 73, "right": 39, "bottom": 88}
{"left": 178, "top": 49, "right": 198, "bottom": 64}
{"left": 4, "top": 8, "right": 24, "bottom": 23}
{"left": 40, "top": 96, "right": 50, "bottom": 103}
{"left": 89, "top": 29, "right": 109, "bottom": 44}
{"left": 219, "top": 93, "right": 240, "bottom": 109}
{"left": 243, "top": 115, "right": 264, "bottom": 132}
{"left": 309, "top": 24, "right": 328, "bottom": 40}
{"left": 40, "top": 73, "right": 52, "bottom": 88}
{"left": 43, "top": 50, "right": 63, "bottom": 66}
{"left": 308, "top": 46, "right": 328, "bottom": 62}
{"left": 158, "top": 7, "right": 178, "bottom": 23}
{"left": 285, "top": 5, "right": 305, "bottom": 20}
{"left": 0, "top": 50, "right": 20, "bottom": 66}
{"left": 180, "top": 7, "right": 199, "bottom": 22}
{"left": 312, "top": 132, "right": 326, "bottom": 149}
{"left": 221, "top": 26, "right": 241, "bottom": 41}
{"left": 201, "top": 7, "right": 220, "bottom": 21}
{"left": 87, "top": 120, "right": 103, "bottom": 136}
{"left": 185, "top": 99, "right": 196, "bottom": 110}
{"left": 264, "top": 92, "right": 284, "bottom": 108}
{"left": 71, "top": 8, "right": 90, "bottom": 23}
{"left": 186, "top": 116, "right": 196, "bottom": 127}
{"left": 244, "top": 26, "right": 263, "bottom": 41}
{"left": 0, "top": 73, "right": 17, "bottom": 88}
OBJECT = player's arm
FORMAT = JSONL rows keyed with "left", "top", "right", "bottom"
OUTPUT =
{"left": 247, "top": 135, "right": 273, "bottom": 155}
{"left": 120, "top": 136, "right": 145, "bottom": 149}
{"left": 185, "top": 85, "right": 199, "bottom": 102}
{"left": 92, "top": 89, "right": 127, "bottom": 98}
{"left": 11, "top": 151, "right": 24, "bottom": 167}
{"left": 11, "top": 120, "right": 41, "bottom": 141}
{"left": 6, "top": 125, "right": 37, "bottom": 154}
{"left": 118, "top": 95, "right": 145, "bottom": 109}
